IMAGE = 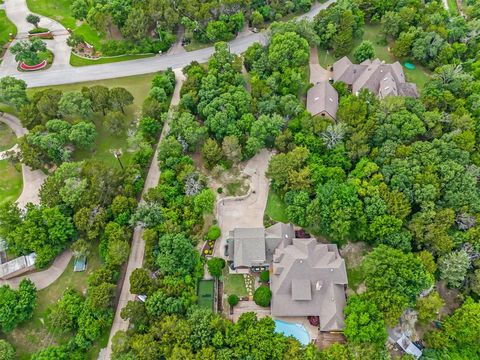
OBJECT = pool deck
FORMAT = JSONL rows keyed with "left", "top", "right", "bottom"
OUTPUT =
{"left": 272, "top": 316, "right": 319, "bottom": 342}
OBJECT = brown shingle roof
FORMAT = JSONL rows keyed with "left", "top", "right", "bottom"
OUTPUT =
{"left": 332, "top": 57, "right": 419, "bottom": 98}
{"left": 306, "top": 81, "right": 338, "bottom": 119}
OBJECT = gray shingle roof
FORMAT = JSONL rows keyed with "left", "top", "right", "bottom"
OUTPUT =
{"left": 232, "top": 228, "right": 267, "bottom": 268}
{"left": 270, "top": 239, "right": 348, "bottom": 331}
{"left": 306, "top": 81, "right": 338, "bottom": 119}
{"left": 228, "top": 224, "right": 295, "bottom": 268}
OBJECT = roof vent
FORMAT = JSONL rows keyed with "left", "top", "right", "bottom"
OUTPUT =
{"left": 385, "top": 86, "right": 390, "bottom": 90}
{"left": 299, "top": 260, "right": 303, "bottom": 264}
{"left": 314, "top": 97, "right": 319, "bottom": 101}
{"left": 316, "top": 281, "right": 323, "bottom": 291}
{"left": 330, "top": 268, "right": 334, "bottom": 272}
{"left": 331, "top": 297, "right": 335, "bottom": 302}
{"left": 329, "top": 98, "right": 333, "bottom": 102}
{"left": 383, "top": 77, "right": 388, "bottom": 81}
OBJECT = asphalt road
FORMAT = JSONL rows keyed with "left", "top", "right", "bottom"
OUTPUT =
{"left": 0, "top": 0, "right": 336, "bottom": 88}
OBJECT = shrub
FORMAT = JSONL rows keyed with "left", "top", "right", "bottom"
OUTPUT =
{"left": 0, "top": 339, "right": 15, "bottom": 360}
{"left": 253, "top": 285, "right": 272, "bottom": 307}
{"left": 28, "top": 27, "right": 50, "bottom": 34}
{"left": 228, "top": 294, "right": 239, "bottom": 307}
{"left": 353, "top": 41, "right": 375, "bottom": 63}
{"left": 259, "top": 270, "right": 269, "bottom": 283}
{"left": 206, "top": 225, "right": 221, "bottom": 241}
{"left": 207, "top": 257, "right": 225, "bottom": 278}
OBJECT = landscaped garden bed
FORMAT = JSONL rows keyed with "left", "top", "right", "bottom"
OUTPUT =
{"left": 19, "top": 59, "right": 47, "bottom": 71}
{"left": 28, "top": 31, "right": 53, "bottom": 40}
{"left": 201, "top": 225, "right": 221, "bottom": 257}
{"left": 17, "top": 49, "right": 53, "bottom": 71}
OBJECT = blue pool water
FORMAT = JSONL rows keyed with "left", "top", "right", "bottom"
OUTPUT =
{"left": 274, "top": 320, "right": 310, "bottom": 345}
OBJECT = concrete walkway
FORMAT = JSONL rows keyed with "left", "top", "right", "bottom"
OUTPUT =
{"left": 2, "top": 0, "right": 72, "bottom": 73}
{"left": 0, "top": 249, "right": 73, "bottom": 290}
{"left": 0, "top": 0, "right": 337, "bottom": 87}
{"left": 99, "top": 69, "right": 186, "bottom": 360}
{"left": 214, "top": 149, "right": 272, "bottom": 259}
{"left": 0, "top": 113, "right": 46, "bottom": 208}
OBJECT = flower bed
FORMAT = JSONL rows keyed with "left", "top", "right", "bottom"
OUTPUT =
{"left": 308, "top": 316, "right": 320, "bottom": 326}
{"left": 28, "top": 31, "right": 54, "bottom": 40}
{"left": 19, "top": 60, "right": 47, "bottom": 71}
{"left": 201, "top": 239, "right": 215, "bottom": 257}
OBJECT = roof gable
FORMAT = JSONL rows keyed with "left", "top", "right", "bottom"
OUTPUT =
{"left": 306, "top": 81, "right": 339, "bottom": 119}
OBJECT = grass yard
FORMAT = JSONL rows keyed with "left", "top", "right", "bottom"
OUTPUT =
{"left": 447, "top": 0, "right": 459, "bottom": 15}
{"left": 265, "top": 190, "right": 288, "bottom": 223}
{"left": 0, "top": 160, "right": 22, "bottom": 205}
{"left": 184, "top": 39, "right": 212, "bottom": 52}
{"left": 28, "top": 73, "right": 156, "bottom": 168}
{"left": 70, "top": 53, "right": 155, "bottom": 67}
{"left": 0, "top": 103, "right": 18, "bottom": 115}
{"left": 318, "top": 23, "right": 431, "bottom": 91}
{"left": 0, "top": 122, "right": 16, "bottom": 151}
{"left": 0, "top": 10, "right": 16, "bottom": 48}
{"left": 3, "top": 247, "right": 103, "bottom": 359}
{"left": 346, "top": 265, "right": 364, "bottom": 292}
{"left": 197, "top": 280, "right": 214, "bottom": 310}
{"left": 26, "top": 0, "right": 103, "bottom": 48}
{"left": 223, "top": 272, "right": 248, "bottom": 297}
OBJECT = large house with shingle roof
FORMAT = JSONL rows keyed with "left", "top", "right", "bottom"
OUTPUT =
{"left": 332, "top": 56, "right": 418, "bottom": 98}
{"left": 306, "top": 56, "right": 419, "bottom": 120}
{"left": 270, "top": 237, "right": 348, "bottom": 331}
{"left": 226, "top": 223, "right": 348, "bottom": 331}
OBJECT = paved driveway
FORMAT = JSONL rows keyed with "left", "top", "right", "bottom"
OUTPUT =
{"left": 0, "top": 113, "right": 46, "bottom": 208}
{"left": 0, "top": 250, "right": 72, "bottom": 290}
{"left": 214, "top": 149, "right": 272, "bottom": 259}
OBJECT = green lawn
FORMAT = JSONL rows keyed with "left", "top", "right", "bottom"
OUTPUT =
{"left": 4, "top": 247, "right": 103, "bottom": 359}
{"left": 0, "top": 160, "right": 22, "bottom": 205}
{"left": 318, "top": 23, "right": 431, "bottom": 91}
{"left": 70, "top": 53, "right": 155, "bottom": 67}
{"left": 447, "top": 0, "right": 459, "bottom": 15}
{"left": 197, "top": 280, "right": 214, "bottom": 310}
{"left": 265, "top": 190, "right": 288, "bottom": 223}
{"left": 346, "top": 265, "right": 364, "bottom": 292}
{"left": 0, "top": 10, "right": 16, "bottom": 48}
{"left": 184, "top": 39, "right": 212, "bottom": 52}
{"left": 223, "top": 273, "right": 248, "bottom": 297}
{"left": 0, "top": 122, "right": 16, "bottom": 151}
{"left": 28, "top": 73, "right": 156, "bottom": 168}
{"left": 26, "top": 0, "right": 103, "bottom": 48}
{"left": 0, "top": 103, "right": 18, "bottom": 115}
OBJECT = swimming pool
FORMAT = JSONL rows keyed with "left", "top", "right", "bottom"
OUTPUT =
{"left": 274, "top": 320, "right": 310, "bottom": 345}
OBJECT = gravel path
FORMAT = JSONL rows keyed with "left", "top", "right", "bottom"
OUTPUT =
{"left": 99, "top": 69, "right": 186, "bottom": 360}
